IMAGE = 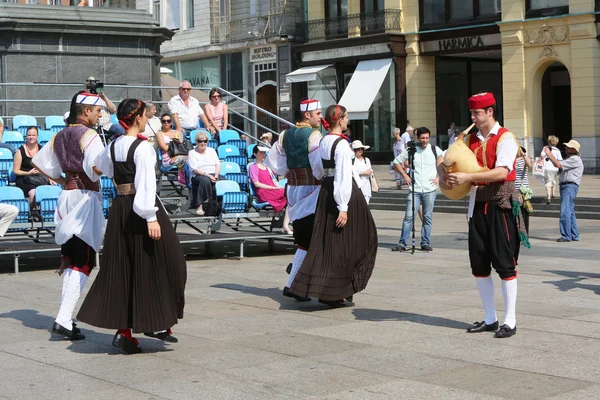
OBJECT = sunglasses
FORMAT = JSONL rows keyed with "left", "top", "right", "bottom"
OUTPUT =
{"left": 180, "top": 88, "right": 191, "bottom": 92}
{"left": 161, "top": 119, "right": 172, "bottom": 123}
{"left": 197, "top": 140, "right": 208, "bottom": 143}
{"left": 211, "top": 95, "right": 221, "bottom": 98}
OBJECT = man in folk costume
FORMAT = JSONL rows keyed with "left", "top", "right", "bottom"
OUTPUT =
{"left": 32, "top": 92, "right": 106, "bottom": 340}
{"left": 266, "top": 99, "right": 324, "bottom": 302}
{"left": 442, "top": 92, "right": 529, "bottom": 339}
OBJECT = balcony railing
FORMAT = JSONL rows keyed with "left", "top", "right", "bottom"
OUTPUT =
{"left": 211, "top": 10, "right": 294, "bottom": 44}
{"left": 295, "top": 9, "right": 402, "bottom": 44}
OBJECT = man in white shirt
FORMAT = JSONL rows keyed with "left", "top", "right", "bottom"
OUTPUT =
{"left": 401, "top": 121, "right": 414, "bottom": 148}
{"left": 168, "top": 80, "right": 212, "bottom": 138}
{"left": 392, "top": 127, "right": 443, "bottom": 252}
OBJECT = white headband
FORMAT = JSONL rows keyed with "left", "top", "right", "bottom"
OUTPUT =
{"left": 300, "top": 100, "right": 321, "bottom": 112}
{"left": 76, "top": 93, "right": 106, "bottom": 107}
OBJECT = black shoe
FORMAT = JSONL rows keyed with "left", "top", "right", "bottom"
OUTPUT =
{"left": 283, "top": 287, "right": 311, "bottom": 302}
{"left": 557, "top": 238, "right": 571, "bottom": 242}
{"left": 285, "top": 263, "right": 292, "bottom": 275}
{"left": 494, "top": 324, "right": 517, "bottom": 338}
{"left": 391, "top": 244, "right": 408, "bottom": 252}
{"left": 112, "top": 333, "right": 142, "bottom": 354}
{"left": 466, "top": 320, "right": 499, "bottom": 333}
{"left": 72, "top": 322, "right": 81, "bottom": 334}
{"left": 318, "top": 299, "right": 346, "bottom": 308}
{"left": 344, "top": 296, "right": 355, "bottom": 306}
{"left": 421, "top": 245, "right": 433, "bottom": 252}
{"left": 144, "top": 331, "right": 178, "bottom": 343}
{"left": 52, "top": 322, "right": 85, "bottom": 340}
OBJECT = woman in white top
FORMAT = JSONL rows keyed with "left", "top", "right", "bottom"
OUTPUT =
{"left": 287, "top": 104, "right": 377, "bottom": 308}
{"left": 187, "top": 131, "right": 221, "bottom": 216}
{"left": 77, "top": 99, "right": 186, "bottom": 354}
{"left": 144, "top": 101, "right": 161, "bottom": 142}
{"left": 352, "top": 140, "right": 373, "bottom": 204}
{"left": 541, "top": 135, "right": 563, "bottom": 204}
{"left": 392, "top": 127, "right": 405, "bottom": 189}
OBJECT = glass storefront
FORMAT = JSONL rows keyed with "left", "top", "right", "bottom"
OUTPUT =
{"left": 162, "top": 57, "right": 219, "bottom": 88}
{"left": 435, "top": 57, "right": 502, "bottom": 148}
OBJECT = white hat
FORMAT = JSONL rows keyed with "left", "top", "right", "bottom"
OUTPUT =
{"left": 76, "top": 92, "right": 106, "bottom": 107}
{"left": 351, "top": 140, "right": 370, "bottom": 150}
{"left": 564, "top": 139, "right": 581, "bottom": 153}
{"left": 299, "top": 99, "right": 321, "bottom": 112}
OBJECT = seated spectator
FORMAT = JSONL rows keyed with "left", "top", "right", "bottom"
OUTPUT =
{"left": 204, "top": 88, "right": 229, "bottom": 132}
{"left": 144, "top": 101, "right": 162, "bottom": 142}
{"left": 0, "top": 116, "right": 15, "bottom": 155}
{"left": 249, "top": 145, "right": 292, "bottom": 234}
{"left": 260, "top": 133, "right": 272, "bottom": 146}
{"left": 13, "top": 126, "right": 53, "bottom": 209}
{"left": 156, "top": 113, "right": 187, "bottom": 184}
{"left": 187, "top": 131, "right": 220, "bottom": 216}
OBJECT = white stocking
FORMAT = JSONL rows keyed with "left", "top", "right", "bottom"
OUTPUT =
{"left": 55, "top": 269, "right": 88, "bottom": 329}
{"left": 475, "top": 276, "right": 497, "bottom": 325}
{"left": 501, "top": 278, "right": 518, "bottom": 329}
{"left": 286, "top": 249, "right": 307, "bottom": 288}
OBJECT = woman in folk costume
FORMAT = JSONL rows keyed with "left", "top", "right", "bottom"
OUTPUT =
{"left": 32, "top": 91, "right": 106, "bottom": 341}
{"left": 288, "top": 105, "right": 378, "bottom": 308}
{"left": 77, "top": 99, "right": 187, "bottom": 354}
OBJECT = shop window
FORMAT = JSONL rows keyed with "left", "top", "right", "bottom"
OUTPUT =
{"left": 526, "top": 0, "right": 568, "bottom": 18}
{"left": 364, "top": 62, "right": 395, "bottom": 152}
{"left": 325, "top": 0, "right": 348, "bottom": 39}
{"left": 421, "top": 0, "right": 501, "bottom": 27}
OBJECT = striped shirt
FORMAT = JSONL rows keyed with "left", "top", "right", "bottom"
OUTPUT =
{"left": 515, "top": 157, "right": 529, "bottom": 189}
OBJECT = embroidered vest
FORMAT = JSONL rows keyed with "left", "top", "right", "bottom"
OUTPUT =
{"left": 282, "top": 125, "right": 318, "bottom": 169}
{"left": 54, "top": 125, "right": 96, "bottom": 173}
{"left": 467, "top": 127, "right": 517, "bottom": 185}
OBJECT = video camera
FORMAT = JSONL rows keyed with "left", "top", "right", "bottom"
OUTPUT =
{"left": 406, "top": 140, "right": 417, "bottom": 155}
{"left": 85, "top": 79, "right": 104, "bottom": 94}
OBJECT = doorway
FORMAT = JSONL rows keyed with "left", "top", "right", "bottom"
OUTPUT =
{"left": 255, "top": 84, "right": 278, "bottom": 137}
{"left": 541, "top": 62, "right": 571, "bottom": 146}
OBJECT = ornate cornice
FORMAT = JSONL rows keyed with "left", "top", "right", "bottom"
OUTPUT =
{"left": 524, "top": 24, "right": 569, "bottom": 47}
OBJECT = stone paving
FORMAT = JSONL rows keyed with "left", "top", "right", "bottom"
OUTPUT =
{"left": 1, "top": 209, "right": 600, "bottom": 399}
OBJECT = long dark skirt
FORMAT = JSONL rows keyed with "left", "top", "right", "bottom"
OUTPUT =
{"left": 190, "top": 175, "right": 214, "bottom": 208}
{"left": 289, "top": 177, "right": 378, "bottom": 301}
{"left": 77, "top": 195, "right": 186, "bottom": 333}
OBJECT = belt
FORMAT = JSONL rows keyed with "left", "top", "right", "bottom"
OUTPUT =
{"left": 116, "top": 183, "right": 136, "bottom": 195}
{"left": 560, "top": 182, "right": 577, "bottom": 186}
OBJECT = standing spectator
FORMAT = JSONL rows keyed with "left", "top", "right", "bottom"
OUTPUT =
{"left": 392, "top": 127, "right": 405, "bottom": 189}
{"left": 83, "top": 77, "right": 124, "bottom": 140}
{"left": 401, "top": 124, "right": 414, "bottom": 148}
{"left": 352, "top": 140, "right": 373, "bottom": 204}
{"left": 541, "top": 135, "right": 562, "bottom": 204}
{"left": 249, "top": 145, "right": 292, "bottom": 234}
{"left": 544, "top": 140, "right": 584, "bottom": 243}
{"left": 0, "top": 117, "right": 15, "bottom": 154}
{"left": 168, "top": 80, "right": 212, "bottom": 139}
{"left": 13, "top": 127, "right": 51, "bottom": 208}
{"left": 144, "top": 101, "right": 161, "bottom": 142}
{"left": 515, "top": 146, "right": 532, "bottom": 234}
{"left": 204, "top": 88, "right": 228, "bottom": 132}
{"left": 391, "top": 127, "right": 443, "bottom": 252}
{"left": 187, "top": 131, "right": 220, "bottom": 216}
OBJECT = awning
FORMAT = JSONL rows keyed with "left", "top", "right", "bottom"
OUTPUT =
{"left": 339, "top": 59, "right": 392, "bottom": 120}
{"left": 286, "top": 64, "right": 332, "bottom": 83}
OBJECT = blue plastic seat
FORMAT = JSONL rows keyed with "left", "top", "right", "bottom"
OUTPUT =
{"left": 224, "top": 155, "right": 247, "bottom": 172}
{"left": 102, "top": 196, "right": 111, "bottom": 217}
{"left": 218, "top": 144, "right": 240, "bottom": 160}
{"left": 1, "top": 131, "right": 24, "bottom": 148}
{"left": 248, "top": 180, "right": 271, "bottom": 210}
{"left": 0, "top": 148, "right": 12, "bottom": 160}
{"left": 38, "top": 130, "right": 54, "bottom": 146}
{"left": 219, "top": 130, "right": 240, "bottom": 144}
{"left": 227, "top": 139, "right": 247, "bottom": 156}
{"left": 225, "top": 172, "right": 248, "bottom": 192}
{"left": 100, "top": 176, "right": 116, "bottom": 199}
{"left": 278, "top": 178, "right": 287, "bottom": 188}
{"left": 45, "top": 116, "right": 65, "bottom": 133}
{"left": 215, "top": 180, "right": 240, "bottom": 197}
{"left": 12, "top": 115, "right": 38, "bottom": 135}
{"left": 110, "top": 114, "right": 118, "bottom": 125}
{"left": 0, "top": 158, "right": 11, "bottom": 186}
{"left": 35, "top": 185, "right": 62, "bottom": 221}
{"left": 247, "top": 144, "right": 256, "bottom": 159}
{"left": 215, "top": 180, "right": 247, "bottom": 214}
{"left": 0, "top": 186, "right": 30, "bottom": 223}
{"left": 220, "top": 161, "right": 241, "bottom": 175}
{"left": 207, "top": 139, "right": 218, "bottom": 150}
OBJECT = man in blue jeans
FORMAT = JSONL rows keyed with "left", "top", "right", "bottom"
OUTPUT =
{"left": 392, "top": 127, "right": 443, "bottom": 252}
{"left": 544, "top": 140, "right": 584, "bottom": 242}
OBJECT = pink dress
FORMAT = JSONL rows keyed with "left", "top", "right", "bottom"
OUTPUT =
{"left": 249, "top": 164, "right": 287, "bottom": 212}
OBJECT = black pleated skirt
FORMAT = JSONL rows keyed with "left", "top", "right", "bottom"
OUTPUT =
{"left": 77, "top": 195, "right": 187, "bottom": 333}
{"left": 289, "top": 177, "right": 378, "bottom": 301}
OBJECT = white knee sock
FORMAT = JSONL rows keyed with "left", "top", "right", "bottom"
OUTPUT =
{"left": 476, "top": 276, "right": 497, "bottom": 324}
{"left": 286, "top": 249, "right": 307, "bottom": 288}
{"left": 501, "top": 278, "right": 517, "bottom": 329}
{"left": 55, "top": 269, "right": 88, "bottom": 329}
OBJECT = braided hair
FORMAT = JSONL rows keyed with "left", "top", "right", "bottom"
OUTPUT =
{"left": 324, "top": 104, "right": 347, "bottom": 130}
{"left": 117, "top": 99, "right": 146, "bottom": 131}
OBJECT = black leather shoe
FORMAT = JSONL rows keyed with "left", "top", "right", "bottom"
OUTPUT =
{"left": 466, "top": 320, "right": 499, "bottom": 333}
{"left": 52, "top": 322, "right": 85, "bottom": 340}
{"left": 283, "top": 287, "right": 311, "bottom": 302}
{"left": 285, "top": 263, "right": 292, "bottom": 275}
{"left": 144, "top": 331, "right": 178, "bottom": 343}
{"left": 72, "top": 322, "right": 81, "bottom": 334}
{"left": 318, "top": 299, "right": 346, "bottom": 308}
{"left": 557, "top": 238, "right": 571, "bottom": 242}
{"left": 112, "top": 333, "right": 142, "bottom": 354}
{"left": 421, "top": 245, "right": 433, "bottom": 252}
{"left": 494, "top": 324, "right": 517, "bottom": 338}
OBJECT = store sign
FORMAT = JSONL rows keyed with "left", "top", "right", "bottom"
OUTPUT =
{"left": 420, "top": 34, "right": 501, "bottom": 54}
{"left": 250, "top": 45, "right": 277, "bottom": 63}
{"left": 301, "top": 43, "right": 389, "bottom": 63}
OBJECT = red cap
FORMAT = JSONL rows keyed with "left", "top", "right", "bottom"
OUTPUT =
{"left": 468, "top": 92, "right": 496, "bottom": 110}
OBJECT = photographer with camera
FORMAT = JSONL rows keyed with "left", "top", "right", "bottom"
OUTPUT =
{"left": 84, "top": 76, "right": 124, "bottom": 140}
{"left": 391, "top": 127, "right": 443, "bottom": 253}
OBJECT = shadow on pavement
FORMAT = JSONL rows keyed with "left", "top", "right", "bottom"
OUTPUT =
{"left": 0, "top": 309, "right": 55, "bottom": 332}
{"left": 543, "top": 270, "right": 600, "bottom": 295}
{"left": 352, "top": 308, "right": 471, "bottom": 330}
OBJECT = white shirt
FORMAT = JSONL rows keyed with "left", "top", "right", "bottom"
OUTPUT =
{"left": 95, "top": 136, "right": 158, "bottom": 222}
{"left": 541, "top": 146, "right": 562, "bottom": 172}
{"left": 145, "top": 116, "right": 161, "bottom": 138}
{"left": 316, "top": 135, "right": 354, "bottom": 212}
{"left": 393, "top": 144, "right": 442, "bottom": 193}
{"left": 266, "top": 128, "right": 323, "bottom": 221}
{"left": 401, "top": 131, "right": 413, "bottom": 147}
{"left": 354, "top": 156, "right": 372, "bottom": 200}
{"left": 187, "top": 147, "right": 220, "bottom": 176}
{"left": 168, "top": 95, "right": 205, "bottom": 130}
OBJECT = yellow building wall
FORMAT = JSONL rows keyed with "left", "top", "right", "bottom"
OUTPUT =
{"left": 307, "top": 0, "right": 324, "bottom": 21}
{"left": 404, "top": 37, "right": 436, "bottom": 134}
{"left": 400, "top": 0, "right": 419, "bottom": 33}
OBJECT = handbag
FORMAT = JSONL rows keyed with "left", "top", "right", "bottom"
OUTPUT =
{"left": 369, "top": 172, "right": 379, "bottom": 193}
{"left": 168, "top": 137, "right": 193, "bottom": 158}
{"left": 533, "top": 158, "right": 544, "bottom": 177}
{"left": 22, "top": 174, "right": 49, "bottom": 187}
